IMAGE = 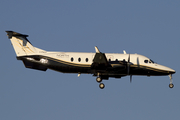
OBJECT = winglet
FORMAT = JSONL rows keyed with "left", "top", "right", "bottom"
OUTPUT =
{"left": 95, "top": 46, "right": 100, "bottom": 53}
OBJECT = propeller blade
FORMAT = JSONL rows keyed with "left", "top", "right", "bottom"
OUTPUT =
{"left": 127, "top": 66, "right": 129, "bottom": 75}
{"left": 130, "top": 75, "right": 132, "bottom": 83}
{"left": 137, "top": 57, "right": 140, "bottom": 67}
{"left": 128, "top": 54, "right": 130, "bottom": 63}
{"left": 127, "top": 54, "right": 130, "bottom": 74}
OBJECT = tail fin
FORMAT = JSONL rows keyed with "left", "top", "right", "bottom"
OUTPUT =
{"left": 6, "top": 31, "right": 37, "bottom": 56}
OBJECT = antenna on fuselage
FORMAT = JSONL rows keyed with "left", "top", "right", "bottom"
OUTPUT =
{"left": 123, "top": 50, "right": 126, "bottom": 54}
{"left": 95, "top": 46, "right": 100, "bottom": 53}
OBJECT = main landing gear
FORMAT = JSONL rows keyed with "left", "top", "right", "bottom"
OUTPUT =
{"left": 169, "top": 74, "right": 174, "bottom": 89}
{"left": 96, "top": 77, "right": 105, "bottom": 89}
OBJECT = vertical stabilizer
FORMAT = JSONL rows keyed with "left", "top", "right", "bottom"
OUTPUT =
{"left": 6, "top": 31, "right": 36, "bottom": 56}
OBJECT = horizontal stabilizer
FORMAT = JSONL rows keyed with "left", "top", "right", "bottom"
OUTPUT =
{"left": 6, "top": 31, "right": 32, "bottom": 44}
{"left": 6, "top": 31, "right": 28, "bottom": 38}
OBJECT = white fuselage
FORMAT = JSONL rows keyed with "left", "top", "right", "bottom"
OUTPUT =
{"left": 34, "top": 50, "right": 175, "bottom": 76}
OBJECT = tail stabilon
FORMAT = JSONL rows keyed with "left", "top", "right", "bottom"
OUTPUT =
{"left": 6, "top": 31, "right": 45, "bottom": 56}
{"left": 6, "top": 31, "right": 47, "bottom": 71}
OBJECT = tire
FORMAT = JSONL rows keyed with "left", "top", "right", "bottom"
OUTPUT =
{"left": 96, "top": 77, "right": 102, "bottom": 83}
{"left": 99, "top": 83, "right": 105, "bottom": 89}
{"left": 169, "top": 83, "right": 174, "bottom": 88}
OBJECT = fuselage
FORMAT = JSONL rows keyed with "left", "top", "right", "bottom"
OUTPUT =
{"left": 20, "top": 50, "right": 175, "bottom": 77}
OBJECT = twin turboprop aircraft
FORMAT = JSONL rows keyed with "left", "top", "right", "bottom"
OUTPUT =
{"left": 6, "top": 31, "right": 176, "bottom": 89}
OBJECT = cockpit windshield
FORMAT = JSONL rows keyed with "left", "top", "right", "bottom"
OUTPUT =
{"left": 149, "top": 59, "right": 155, "bottom": 63}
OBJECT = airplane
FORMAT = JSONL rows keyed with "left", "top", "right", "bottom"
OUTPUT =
{"left": 6, "top": 31, "right": 176, "bottom": 89}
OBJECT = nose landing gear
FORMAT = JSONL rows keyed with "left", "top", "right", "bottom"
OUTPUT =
{"left": 169, "top": 74, "right": 174, "bottom": 89}
{"left": 169, "top": 83, "right": 174, "bottom": 88}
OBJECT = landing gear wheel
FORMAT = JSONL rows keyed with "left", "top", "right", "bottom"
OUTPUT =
{"left": 169, "top": 83, "right": 174, "bottom": 88}
{"left": 99, "top": 83, "right": 105, "bottom": 89}
{"left": 96, "top": 77, "right": 102, "bottom": 83}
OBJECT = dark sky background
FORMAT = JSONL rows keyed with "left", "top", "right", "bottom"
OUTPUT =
{"left": 1, "top": 1, "right": 180, "bottom": 120}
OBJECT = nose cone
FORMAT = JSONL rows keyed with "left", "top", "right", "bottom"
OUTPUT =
{"left": 169, "top": 68, "right": 176, "bottom": 74}
{"left": 158, "top": 64, "right": 176, "bottom": 74}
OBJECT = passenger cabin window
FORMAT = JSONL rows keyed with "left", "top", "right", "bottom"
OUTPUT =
{"left": 71, "top": 57, "right": 74, "bottom": 62}
{"left": 78, "top": 58, "right": 81, "bottom": 62}
{"left": 86, "top": 58, "right": 88, "bottom": 62}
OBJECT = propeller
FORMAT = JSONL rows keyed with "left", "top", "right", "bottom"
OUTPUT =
{"left": 127, "top": 54, "right": 130, "bottom": 75}
{"left": 127, "top": 54, "right": 132, "bottom": 83}
{"left": 121, "top": 54, "right": 132, "bottom": 82}
{"left": 130, "top": 75, "right": 132, "bottom": 83}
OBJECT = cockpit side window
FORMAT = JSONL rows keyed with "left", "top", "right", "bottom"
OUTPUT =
{"left": 144, "top": 60, "right": 148, "bottom": 63}
{"left": 144, "top": 59, "right": 155, "bottom": 64}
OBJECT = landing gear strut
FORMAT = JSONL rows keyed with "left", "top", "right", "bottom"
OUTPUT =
{"left": 96, "top": 77, "right": 105, "bottom": 89}
{"left": 169, "top": 74, "right": 174, "bottom": 89}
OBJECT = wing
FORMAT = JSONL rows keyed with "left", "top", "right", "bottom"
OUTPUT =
{"left": 91, "top": 47, "right": 128, "bottom": 79}
{"left": 91, "top": 46, "right": 111, "bottom": 70}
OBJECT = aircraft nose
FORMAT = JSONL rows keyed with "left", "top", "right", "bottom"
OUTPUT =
{"left": 157, "top": 64, "right": 175, "bottom": 74}
{"left": 163, "top": 66, "right": 175, "bottom": 74}
{"left": 169, "top": 69, "right": 176, "bottom": 74}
